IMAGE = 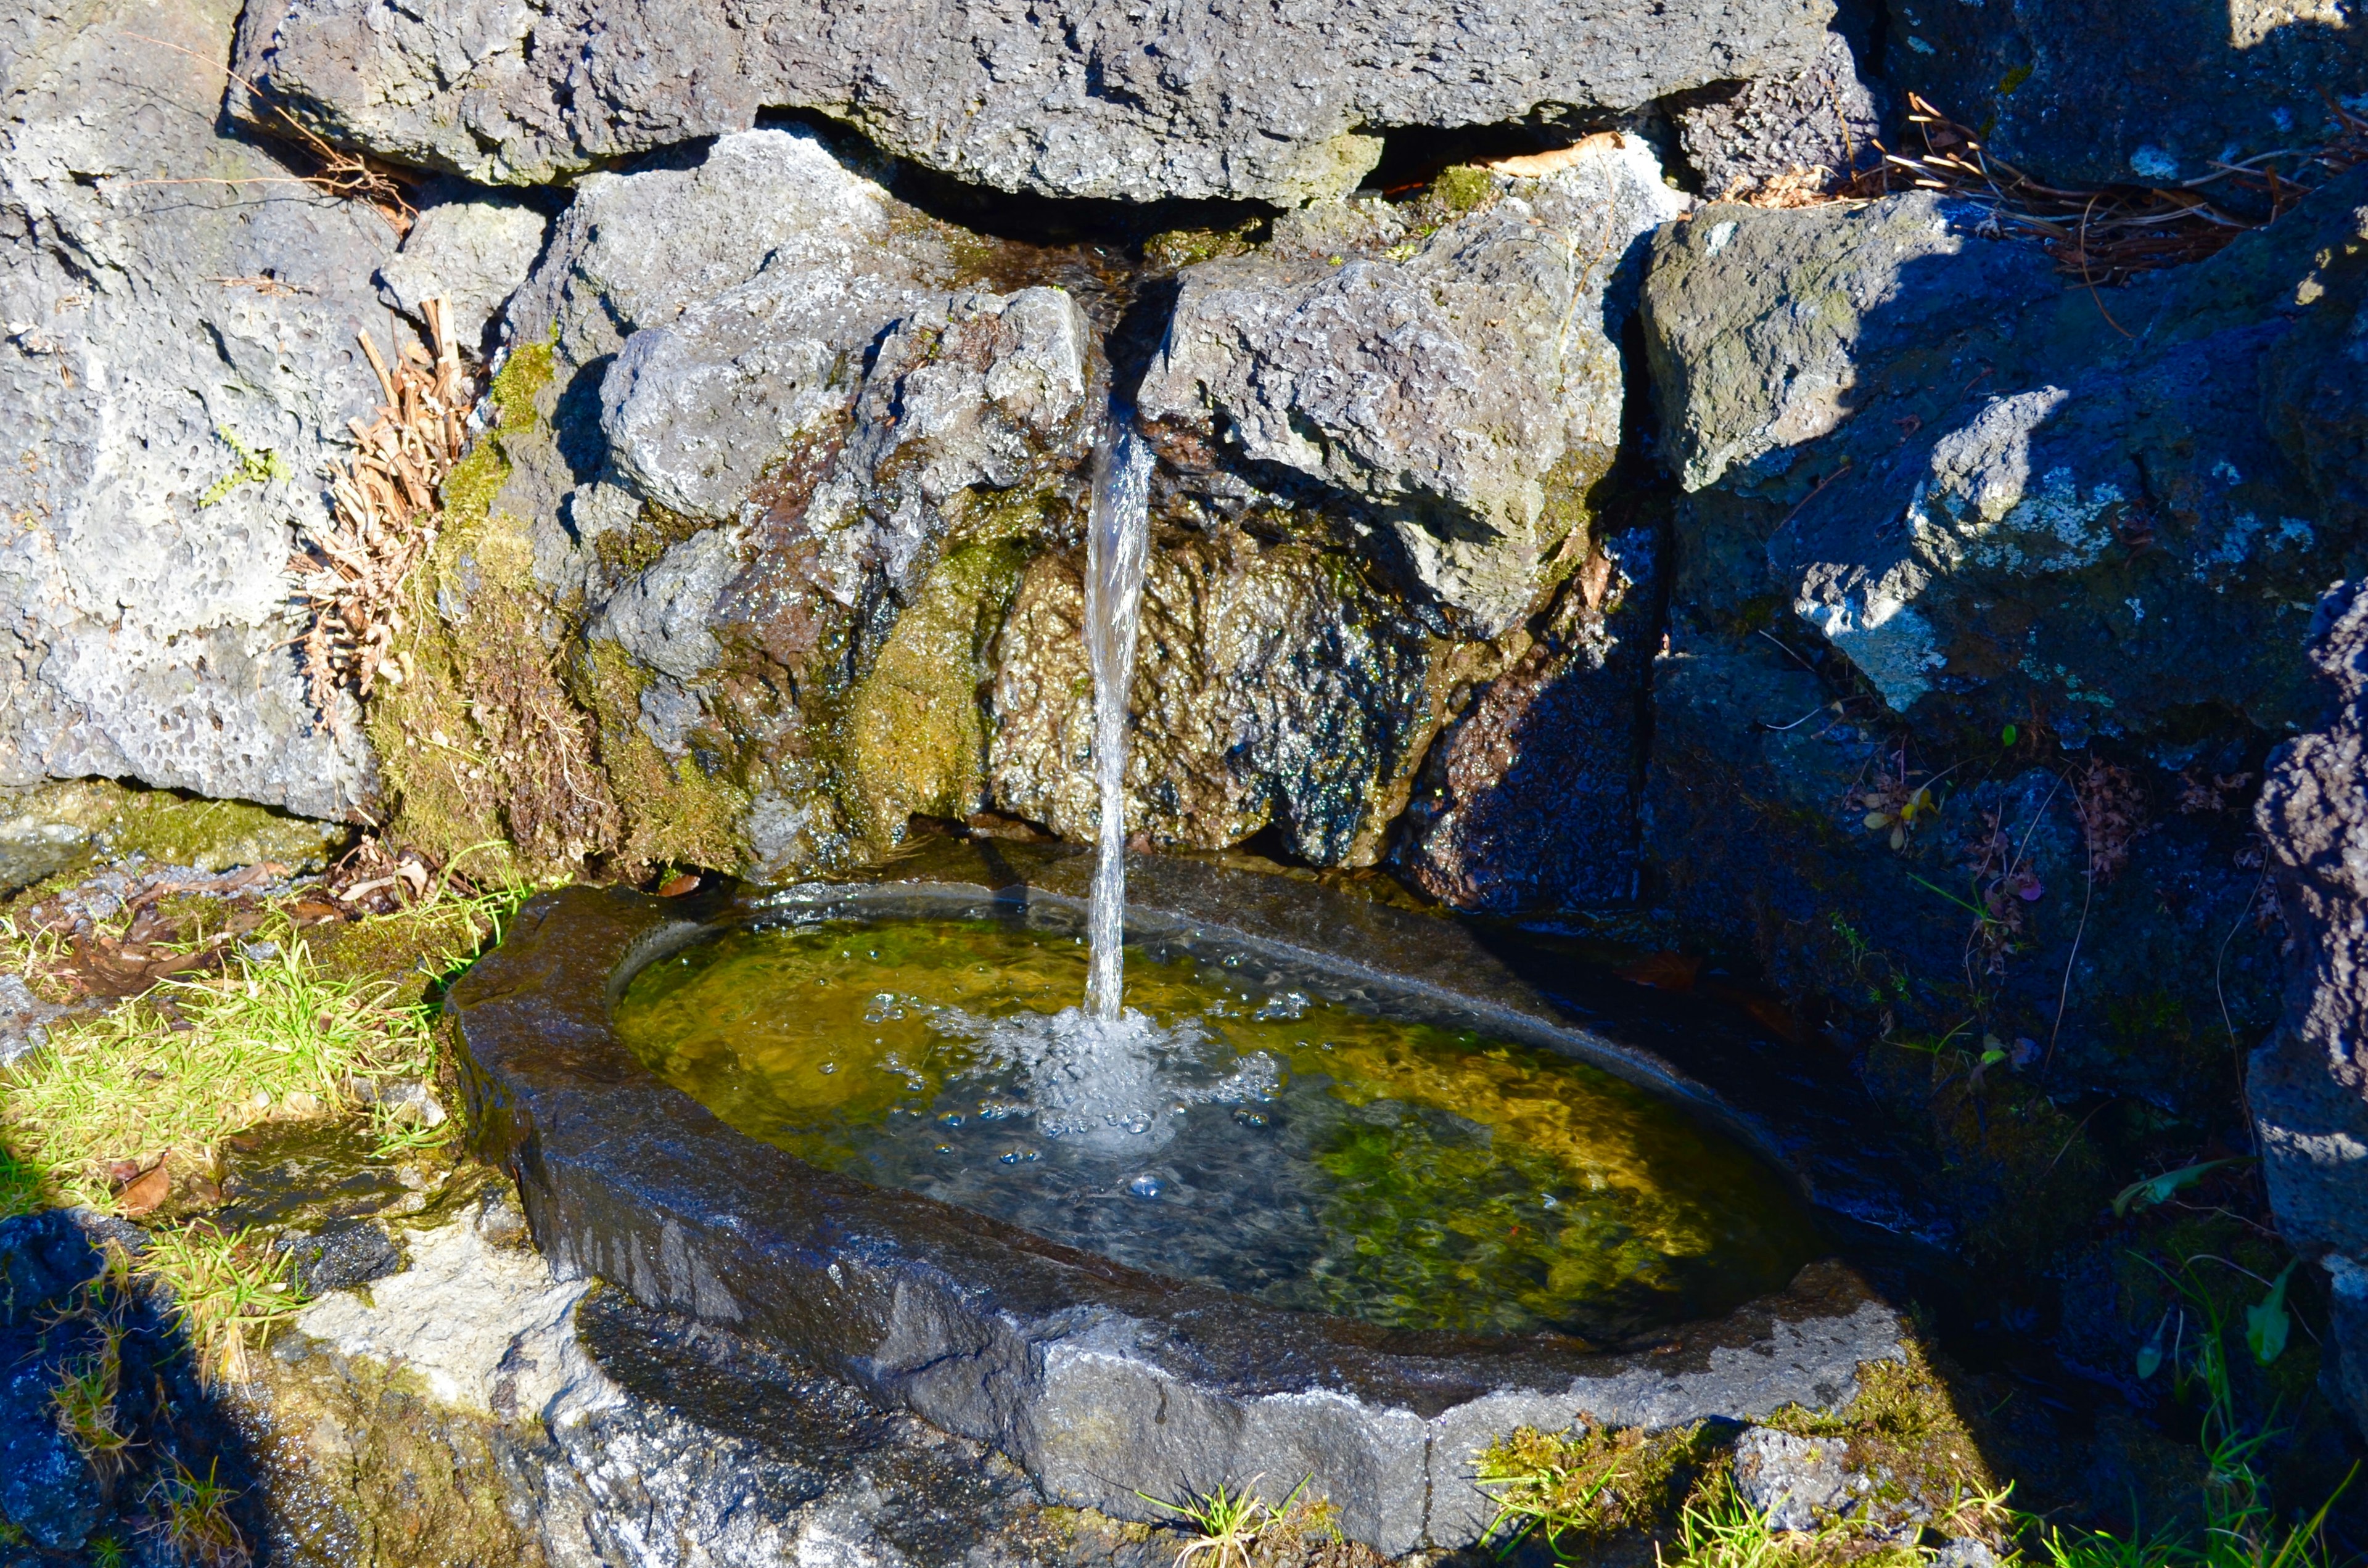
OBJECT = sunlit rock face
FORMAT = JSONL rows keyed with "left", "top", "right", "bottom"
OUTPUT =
{"left": 1141, "top": 136, "right": 1687, "bottom": 639}
{"left": 229, "top": 0, "right": 1837, "bottom": 203}
{"left": 0, "top": 1, "right": 393, "bottom": 819}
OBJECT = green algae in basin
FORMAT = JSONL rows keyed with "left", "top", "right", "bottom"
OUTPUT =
{"left": 614, "top": 917, "right": 1819, "bottom": 1341}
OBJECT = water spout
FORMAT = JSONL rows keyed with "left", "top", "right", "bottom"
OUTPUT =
{"left": 1083, "top": 402, "right": 1153, "bottom": 1021}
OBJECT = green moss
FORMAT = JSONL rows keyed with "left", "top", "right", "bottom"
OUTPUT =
{"left": 577, "top": 638, "right": 747, "bottom": 873}
{"left": 10, "top": 779, "right": 346, "bottom": 874}
{"left": 1762, "top": 1345, "right": 2003, "bottom": 1530}
{"left": 1143, "top": 220, "right": 1264, "bottom": 273}
{"left": 842, "top": 540, "right": 1030, "bottom": 845}
{"left": 1431, "top": 164, "right": 1499, "bottom": 216}
{"left": 371, "top": 337, "right": 615, "bottom": 880}
{"left": 1476, "top": 1420, "right": 1717, "bottom": 1551}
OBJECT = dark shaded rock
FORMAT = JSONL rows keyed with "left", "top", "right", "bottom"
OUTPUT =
{"left": 987, "top": 525, "right": 1436, "bottom": 867}
{"left": 1400, "top": 525, "right": 1659, "bottom": 911}
{"left": 1, "top": 0, "right": 388, "bottom": 816}
{"left": 1673, "top": 30, "right": 1885, "bottom": 199}
{"left": 2253, "top": 581, "right": 2368, "bottom": 1434}
{"left": 232, "top": 0, "right": 1840, "bottom": 204}
{"left": 1883, "top": 0, "right": 2368, "bottom": 194}
{"left": 1139, "top": 138, "right": 1685, "bottom": 636}
{"left": 1643, "top": 174, "right": 2368, "bottom": 743}
{"left": 275, "top": 1218, "right": 405, "bottom": 1295}
{"left": 0, "top": 1208, "right": 256, "bottom": 1558}
{"left": 449, "top": 864, "right": 1913, "bottom": 1554}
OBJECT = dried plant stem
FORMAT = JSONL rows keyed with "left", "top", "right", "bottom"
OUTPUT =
{"left": 290, "top": 297, "right": 475, "bottom": 726}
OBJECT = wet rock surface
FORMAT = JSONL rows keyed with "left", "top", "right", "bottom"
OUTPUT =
{"left": 0, "top": 0, "right": 387, "bottom": 818}
{"left": 231, "top": 0, "right": 1840, "bottom": 203}
{"left": 988, "top": 526, "right": 1434, "bottom": 866}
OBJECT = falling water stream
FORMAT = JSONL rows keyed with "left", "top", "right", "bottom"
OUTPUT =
{"left": 1083, "top": 402, "right": 1154, "bottom": 1022}
{"left": 611, "top": 406, "right": 1818, "bottom": 1335}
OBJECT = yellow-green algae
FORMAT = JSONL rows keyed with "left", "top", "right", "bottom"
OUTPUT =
{"left": 844, "top": 539, "right": 1031, "bottom": 842}
{"left": 614, "top": 918, "right": 1817, "bottom": 1336}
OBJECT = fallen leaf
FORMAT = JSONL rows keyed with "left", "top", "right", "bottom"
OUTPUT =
{"left": 117, "top": 1164, "right": 170, "bottom": 1216}
{"left": 656, "top": 872, "right": 701, "bottom": 897}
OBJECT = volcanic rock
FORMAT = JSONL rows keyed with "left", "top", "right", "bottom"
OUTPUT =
{"left": 0, "top": 1, "right": 393, "bottom": 819}
{"left": 231, "top": 0, "right": 1840, "bottom": 204}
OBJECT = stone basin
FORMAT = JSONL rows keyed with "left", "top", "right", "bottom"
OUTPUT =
{"left": 448, "top": 842, "right": 1910, "bottom": 1553}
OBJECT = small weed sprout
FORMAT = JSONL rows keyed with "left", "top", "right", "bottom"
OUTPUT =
{"left": 197, "top": 427, "right": 291, "bottom": 508}
{"left": 1135, "top": 1475, "right": 1310, "bottom": 1568}
{"left": 143, "top": 1456, "right": 250, "bottom": 1568}
{"left": 50, "top": 1320, "right": 133, "bottom": 1478}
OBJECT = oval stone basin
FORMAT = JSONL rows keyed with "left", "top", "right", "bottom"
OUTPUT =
{"left": 615, "top": 911, "right": 1819, "bottom": 1344}
{"left": 448, "top": 841, "right": 1910, "bottom": 1554}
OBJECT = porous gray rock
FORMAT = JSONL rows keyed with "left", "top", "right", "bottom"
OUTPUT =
{"left": 376, "top": 187, "right": 548, "bottom": 353}
{"left": 2255, "top": 581, "right": 2368, "bottom": 1434}
{"left": 1, "top": 0, "right": 391, "bottom": 819}
{"left": 1885, "top": 0, "right": 2368, "bottom": 194}
{"left": 988, "top": 525, "right": 1434, "bottom": 867}
{"left": 1731, "top": 1423, "right": 1930, "bottom": 1538}
{"left": 1140, "top": 135, "right": 1687, "bottom": 636}
{"left": 1642, "top": 174, "right": 2368, "bottom": 740}
{"left": 1674, "top": 29, "right": 1883, "bottom": 199}
{"left": 232, "top": 0, "right": 1840, "bottom": 204}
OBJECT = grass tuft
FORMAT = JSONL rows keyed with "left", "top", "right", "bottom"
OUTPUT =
{"left": 2, "top": 928, "right": 438, "bottom": 1215}
{"left": 138, "top": 1225, "right": 306, "bottom": 1386}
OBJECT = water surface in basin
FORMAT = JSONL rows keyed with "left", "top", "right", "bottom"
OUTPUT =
{"left": 614, "top": 916, "right": 1818, "bottom": 1340}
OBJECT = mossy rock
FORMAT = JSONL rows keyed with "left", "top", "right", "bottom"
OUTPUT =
{"left": 1, "top": 778, "right": 347, "bottom": 877}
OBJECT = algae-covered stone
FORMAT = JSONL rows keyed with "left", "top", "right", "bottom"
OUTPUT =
{"left": 231, "top": 0, "right": 1837, "bottom": 203}
{"left": 1140, "top": 136, "right": 1685, "bottom": 637}
{"left": 988, "top": 527, "right": 1434, "bottom": 867}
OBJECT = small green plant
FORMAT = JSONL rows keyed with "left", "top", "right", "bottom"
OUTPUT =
{"left": 143, "top": 1456, "right": 249, "bottom": 1568}
{"left": 197, "top": 427, "right": 290, "bottom": 507}
{"left": 1655, "top": 1471, "right": 1827, "bottom": 1567}
{"left": 1135, "top": 1476, "right": 1310, "bottom": 1568}
{"left": 89, "top": 1532, "right": 129, "bottom": 1568}
{"left": 139, "top": 1224, "right": 306, "bottom": 1384}
{"left": 50, "top": 1320, "right": 133, "bottom": 1477}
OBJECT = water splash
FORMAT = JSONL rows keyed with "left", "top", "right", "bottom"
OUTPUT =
{"left": 1083, "top": 401, "right": 1153, "bottom": 1021}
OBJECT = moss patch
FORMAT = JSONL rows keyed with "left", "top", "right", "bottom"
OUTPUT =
{"left": 575, "top": 637, "right": 749, "bottom": 874}
{"left": 1476, "top": 1419, "right": 1717, "bottom": 1552}
{"left": 1762, "top": 1344, "right": 2005, "bottom": 1537}
{"left": 5, "top": 778, "right": 346, "bottom": 876}
{"left": 368, "top": 340, "right": 619, "bottom": 880}
{"left": 844, "top": 539, "right": 1030, "bottom": 844}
